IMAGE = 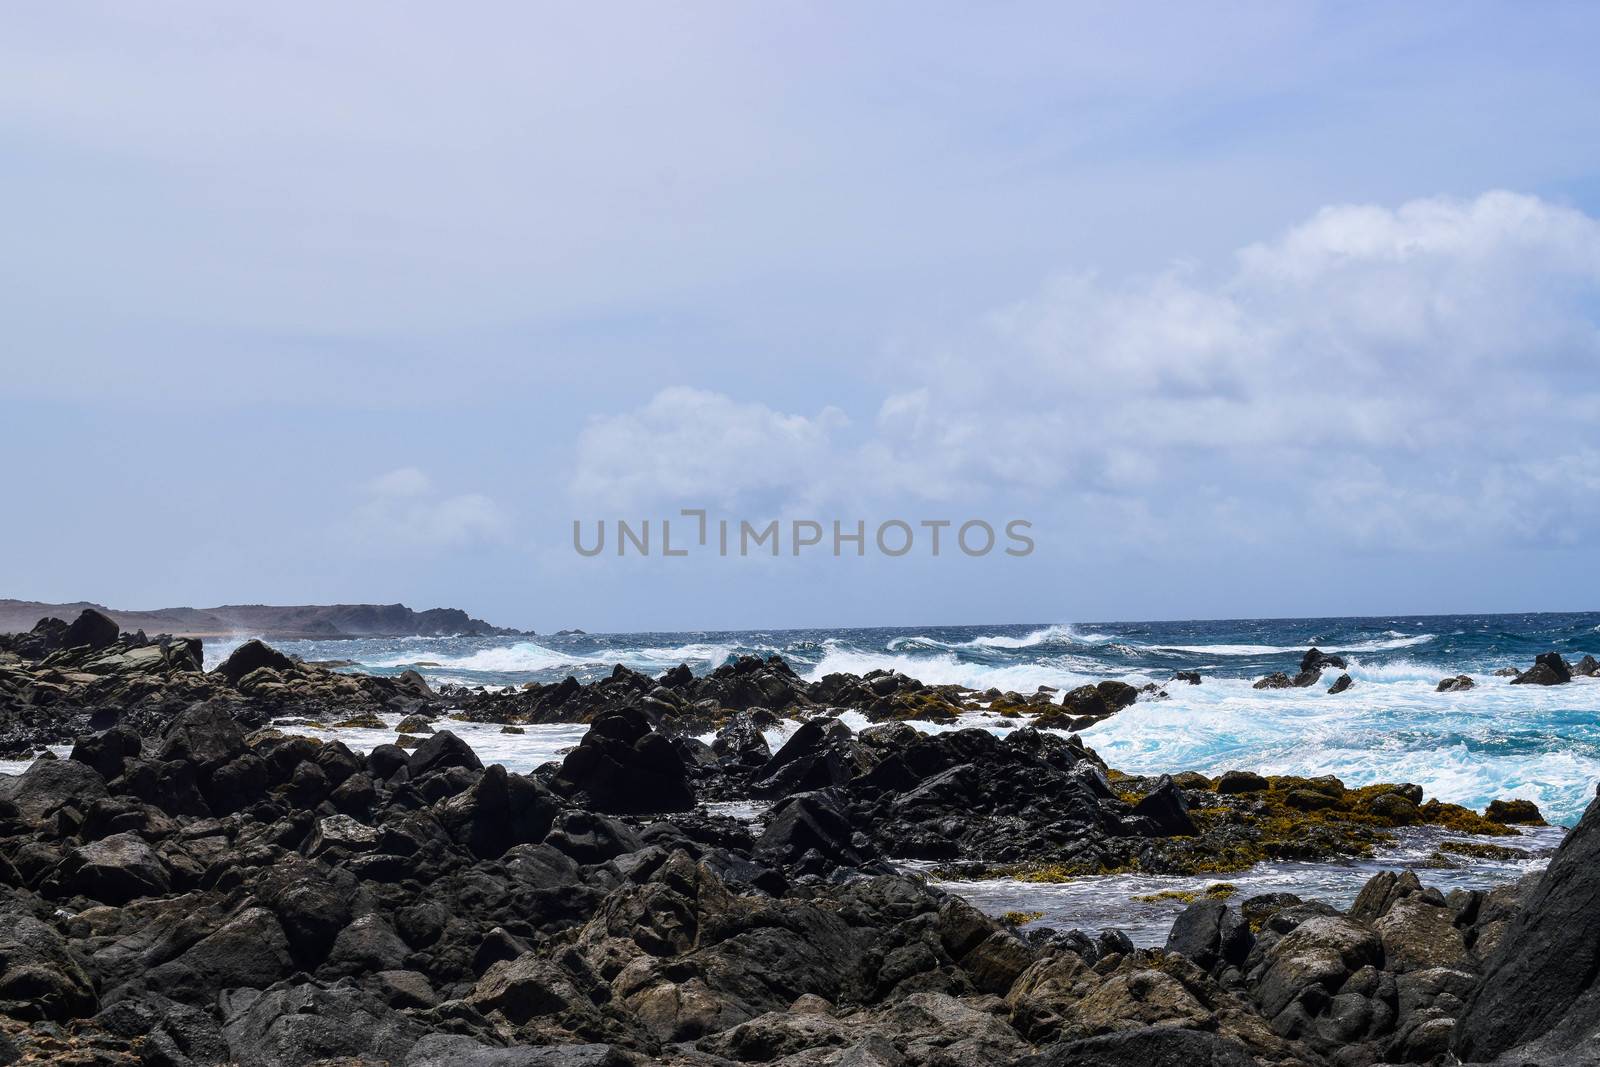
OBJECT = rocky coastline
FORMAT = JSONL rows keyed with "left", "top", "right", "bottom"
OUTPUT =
{"left": 2, "top": 610, "right": 1596, "bottom": 1065}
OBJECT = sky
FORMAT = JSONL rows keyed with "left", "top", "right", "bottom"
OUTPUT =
{"left": 4, "top": 2, "right": 1600, "bottom": 632}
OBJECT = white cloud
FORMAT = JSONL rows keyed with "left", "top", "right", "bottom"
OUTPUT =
{"left": 571, "top": 387, "right": 848, "bottom": 509}
{"left": 364, "top": 466, "right": 433, "bottom": 498}
{"left": 572, "top": 191, "right": 1600, "bottom": 551}
{"left": 344, "top": 469, "right": 509, "bottom": 551}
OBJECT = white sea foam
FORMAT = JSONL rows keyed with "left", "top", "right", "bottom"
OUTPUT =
{"left": 803, "top": 646, "right": 1098, "bottom": 694}
{"left": 369, "top": 640, "right": 739, "bottom": 676}
{"left": 1075, "top": 674, "right": 1600, "bottom": 825}
{"left": 1153, "top": 634, "right": 1435, "bottom": 656}
{"left": 887, "top": 623, "right": 1110, "bottom": 653}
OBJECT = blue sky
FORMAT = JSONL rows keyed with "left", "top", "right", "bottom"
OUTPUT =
{"left": 4, "top": 3, "right": 1600, "bottom": 632}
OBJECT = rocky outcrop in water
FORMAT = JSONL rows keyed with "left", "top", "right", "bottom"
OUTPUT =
{"left": 1509, "top": 651, "right": 1573, "bottom": 686}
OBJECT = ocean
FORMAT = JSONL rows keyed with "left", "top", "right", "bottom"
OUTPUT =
{"left": 212, "top": 611, "right": 1600, "bottom": 827}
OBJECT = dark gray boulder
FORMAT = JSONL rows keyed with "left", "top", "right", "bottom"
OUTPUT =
{"left": 1165, "top": 899, "right": 1253, "bottom": 971}
{"left": 63, "top": 607, "right": 120, "bottom": 651}
{"left": 1131, "top": 775, "right": 1196, "bottom": 836}
{"left": 406, "top": 729, "right": 483, "bottom": 778}
{"left": 0, "top": 756, "right": 108, "bottom": 826}
{"left": 1510, "top": 652, "right": 1572, "bottom": 686}
{"left": 214, "top": 639, "right": 296, "bottom": 684}
{"left": 220, "top": 979, "right": 422, "bottom": 1067}
{"left": 0, "top": 910, "right": 98, "bottom": 1021}
{"left": 551, "top": 708, "right": 693, "bottom": 813}
{"left": 63, "top": 831, "right": 171, "bottom": 904}
{"left": 1300, "top": 647, "right": 1348, "bottom": 672}
{"left": 1454, "top": 790, "right": 1600, "bottom": 1063}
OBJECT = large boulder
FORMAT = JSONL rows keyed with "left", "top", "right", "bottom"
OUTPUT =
{"left": 1510, "top": 652, "right": 1572, "bottom": 686}
{"left": 62, "top": 832, "right": 171, "bottom": 904}
{"left": 1165, "top": 899, "right": 1253, "bottom": 972}
{"left": 1454, "top": 790, "right": 1600, "bottom": 1063}
{"left": 220, "top": 979, "right": 422, "bottom": 1067}
{"left": 70, "top": 726, "right": 143, "bottom": 781}
{"left": 215, "top": 639, "right": 297, "bottom": 685}
{"left": 406, "top": 730, "right": 483, "bottom": 778}
{"left": 1058, "top": 680, "right": 1140, "bottom": 720}
{"left": 156, "top": 701, "right": 247, "bottom": 774}
{"left": 435, "top": 763, "right": 560, "bottom": 858}
{"left": 755, "top": 788, "right": 875, "bottom": 869}
{"left": 63, "top": 607, "right": 120, "bottom": 651}
{"left": 0, "top": 911, "right": 98, "bottom": 1021}
{"left": 1131, "top": 775, "right": 1196, "bottom": 836}
{"left": 750, "top": 716, "right": 861, "bottom": 798}
{"left": 1300, "top": 647, "right": 1347, "bottom": 673}
{"left": 552, "top": 707, "right": 694, "bottom": 814}
{"left": 0, "top": 755, "right": 108, "bottom": 827}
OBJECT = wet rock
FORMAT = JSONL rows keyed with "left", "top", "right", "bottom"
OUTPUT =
{"left": 1510, "top": 651, "right": 1572, "bottom": 686}
{"left": 1058, "top": 680, "right": 1139, "bottom": 720}
{"left": 1131, "top": 775, "right": 1196, "bottom": 836}
{"left": 1171, "top": 671, "right": 1202, "bottom": 685}
{"left": 711, "top": 712, "right": 771, "bottom": 768}
{"left": 1327, "top": 673, "right": 1353, "bottom": 694}
{"left": 1484, "top": 798, "right": 1545, "bottom": 825}
{"left": 1437, "top": 674, "right": 1475, "bottom": 692}
{"left": 215, "top": 639, "right": 297, "bottom": 684}
{"left": 1300, "top": 647, "right": 1347, "bottom": 673}
{"left": 750, "top": 716, "right": 862, "bottom": 798}
{"left": 1215, "top": 769, "right": 1269, "bottom": 794}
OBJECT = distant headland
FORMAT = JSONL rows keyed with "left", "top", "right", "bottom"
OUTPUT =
{"left": 0, "top": 599, "right": 522, "bottom": 640}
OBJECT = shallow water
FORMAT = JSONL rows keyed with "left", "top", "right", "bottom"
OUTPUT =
{"left": 918, "top": 824, "right": 1567, "bottom": 946}
{"left": 214, "top": 612, "right": 1600, "bottom": 826}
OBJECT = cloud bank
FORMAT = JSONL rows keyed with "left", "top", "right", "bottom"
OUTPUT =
{"left": 574, "top": 191, "right": 1600, "bottom": 551}
{"left": 344, "top": 468, "right": 509, "bottom": 552}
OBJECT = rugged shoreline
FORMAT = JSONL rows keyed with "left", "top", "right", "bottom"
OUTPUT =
{"left": 2, "top": 610, "right": 1595, "bottom": 1065}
